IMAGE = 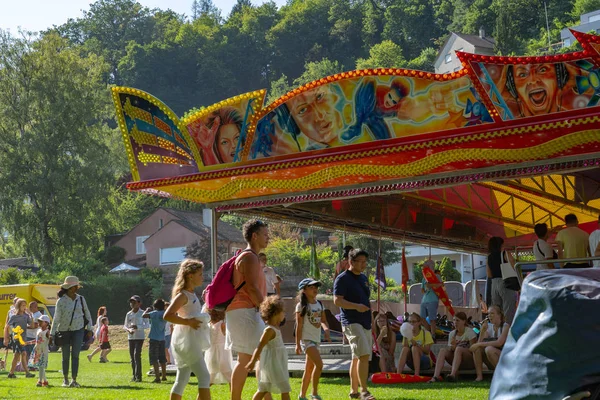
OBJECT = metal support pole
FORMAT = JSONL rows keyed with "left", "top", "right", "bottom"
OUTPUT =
{"left": 210, "top": 208, "right": 218, "bottom": 278}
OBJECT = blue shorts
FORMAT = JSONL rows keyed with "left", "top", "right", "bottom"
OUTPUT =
{"left": 420, "top": 302, "right": 438, "bottom": 319}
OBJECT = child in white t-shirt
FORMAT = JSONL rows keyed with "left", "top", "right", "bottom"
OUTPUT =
{"left": 295, "top": 278, "right": 330, "bottom": 400}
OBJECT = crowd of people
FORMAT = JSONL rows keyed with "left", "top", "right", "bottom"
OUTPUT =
{"left": 2, "top": 214, "right": 598, "bottom": 398}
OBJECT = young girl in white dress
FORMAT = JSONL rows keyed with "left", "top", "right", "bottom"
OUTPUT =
{"left": 164, "top": 259, "right": 211, "bottom": 400}
{"left": 205, "top": 309, "right": 233, "bottom": 385}
{"left": 246, "top": 296, "right": 291, "bottom": 400}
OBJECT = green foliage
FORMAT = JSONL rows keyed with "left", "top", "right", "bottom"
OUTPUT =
{"left": 356, "top": 40, "right": 406, "bottom": 70}
{"left": 79, "top": 272, "right": 163, "bottom": 323}
{"left": 102, "top": 246, "right": 126, "bottom": 265}
{"left": 0, "top": 32, "right": 120, "bottom": 266}
{"left": 292, "top": 58, "right": 345, "bottom": 87}
{"left": 0, "top": 268, "right": 23, "bottom": 285}
{"left": 264, "top": 237, "right": 338, "bottom": 278}
{"left": 439, "top": 256, "right": 462, "bottom": 282}
{"left": 345, "top": 235, "right": 401, "bottom": 269}
{"left": 571, "top": 0, "right": 600, "bottom": 19}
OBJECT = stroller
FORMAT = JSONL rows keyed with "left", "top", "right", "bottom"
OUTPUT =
{"left": 489, "top": 269, "right": 600, "bottom": 400}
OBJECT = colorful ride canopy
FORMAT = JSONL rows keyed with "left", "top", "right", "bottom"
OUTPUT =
{"left": 113, "top": 30, "right": 600, "bottom": 251}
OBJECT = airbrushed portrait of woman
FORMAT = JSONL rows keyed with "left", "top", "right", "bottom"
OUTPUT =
{"left": 187, "top": 107, "right": 243, "bottom": 166}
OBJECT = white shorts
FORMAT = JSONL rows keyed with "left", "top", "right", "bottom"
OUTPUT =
{"left": 300, "top": 340, "right": 319, "bottom": 353}
{"left": 225, "top": 308, "right": 265, "bottom": 355}
{"left": 343, "top": 323, "right": 373, "bottom": 359}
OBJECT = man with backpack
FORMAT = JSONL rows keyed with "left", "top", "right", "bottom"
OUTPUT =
{"left": 225, "top": 219, "right": 270, "bottom": 400}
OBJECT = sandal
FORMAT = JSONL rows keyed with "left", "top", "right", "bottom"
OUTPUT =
{"left": 311, "top": 396, "right": 323, "bottom": 400}
{"left": 445, "top": 375, "right": 456, "bottom": 382}
{"left": 428, "top": 376, "right": 442, "bottom": 383}
{"left": 360, "top": 391, "right": 376, "bottom": 400}
{"left": 349, "top": 393, "right": 360, "bottom": 399}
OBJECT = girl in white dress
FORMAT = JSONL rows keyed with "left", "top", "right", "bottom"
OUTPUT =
{"left": 205, "top": 309, "right": 233, "bottom": 385}
{"left": 164, "top": 259, "right": 211, "bottom": 400}
{"left": 246, "top": 296, "right": 291, "bottom": 400}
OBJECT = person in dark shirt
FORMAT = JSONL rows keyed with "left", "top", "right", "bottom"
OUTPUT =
{"left": 333, "top": 249, "right": 375, "bottom": 400}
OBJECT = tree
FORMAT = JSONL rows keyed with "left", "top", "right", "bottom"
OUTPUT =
{"left": 292, "top": 58, "right": 345, "bottom": 87}
{"left": 570, "top": 0, "right": 600, "bottom": 20}
{"left": 191, "top": 0, "right": 221, "bottom": 21}
{"left": 185, "top": 234, "right": 228, "bottom": 266}
{"left": 0, "top": 32, "right": 120, "bottom": 265}
{"left": 231, "top": 0, "right": 253, "bottom": 16}
{"left": 345, "top": 235, "right": 402, "bottom": 270}
{"left": 439, "top": 257, "right": 462, "bottom": 282}
{"left": 406, "top": 47, "right": 438, "bottom": 72}
{"left": 356, "top": 40, "right": 406, "bottom": 69}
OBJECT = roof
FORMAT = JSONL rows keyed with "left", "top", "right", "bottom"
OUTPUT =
{"left": 161, "top": 208, "right": 244, "bottom": 243}
{"left": 0, "top": 257, "right": 31, "bottom": 267}
{"left": 454, "top": 32, "right": 495, "bottom": 48}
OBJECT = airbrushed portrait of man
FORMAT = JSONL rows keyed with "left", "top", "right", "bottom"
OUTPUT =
{"left": 504, "top": 63, "right": 569, "bottom": 117}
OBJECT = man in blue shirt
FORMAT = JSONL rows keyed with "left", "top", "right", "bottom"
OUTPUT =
{"left": 333, "top": 249, "right": 375, "bottom": 400}
{"left": 143, "top": 298, "right": 167, "bottom": 383}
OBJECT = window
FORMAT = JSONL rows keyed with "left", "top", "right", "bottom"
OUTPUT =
{"left": 590, "top": 14, "right": 600, "bottom": 23}
{"left": 160, "top": 247, "right": 186, "bottom": 265}
{"left": 159, "top": 218, "right": 163, "bottom": 229}
{"left": 445, "top": 53, "right": 452, "bottom": 63}
{"left": 136, "top": 235, "right": 150, "bottom": 255}
{"left": 564, "top": 38, "right": 571, "bottom": 47}
{"left": 451, "top": 260, "right": 457, "bottom": 269}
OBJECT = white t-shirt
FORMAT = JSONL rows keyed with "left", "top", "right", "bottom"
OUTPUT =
{"left": 589, "top": 229, "right": 600, "bottom": 268}
{"left": 26, "top": 311, "right": 42, "bottom": 339}
{"left": 263, "top": 266, "right": 278, "bottom": 294}
{"left": 533, "top": 239, "right": 556, "bottom": 270}
{"left": 448, "top": 327, "right": 477, "bottom": 347}
{"left": 295, "top": 301, "right": 323, "bottom": 343}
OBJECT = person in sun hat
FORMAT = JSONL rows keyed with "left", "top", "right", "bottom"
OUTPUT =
{"left": 50, "top": 276, "right": 93, "bottom": 388}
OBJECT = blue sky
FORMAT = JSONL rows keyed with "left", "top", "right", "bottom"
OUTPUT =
{"left": 0, "top": 0, "right": 287, "bottom": 33}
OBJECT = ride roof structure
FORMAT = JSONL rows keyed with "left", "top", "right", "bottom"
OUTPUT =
{"left": 112, "top": 30, "right": 600, "bottom": 253}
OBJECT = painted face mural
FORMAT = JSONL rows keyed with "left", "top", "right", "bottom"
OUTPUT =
{"left": 510, "top": 63, "right": 562, "bottom": 116}
{"left": 287, "top": 85, "right": 343, "bottom": 146}
{"left": 473, "top": 60, "right": 598, "bottom": 120}
{"left": 249, "top": 75, "right": 484, "bottom": 160}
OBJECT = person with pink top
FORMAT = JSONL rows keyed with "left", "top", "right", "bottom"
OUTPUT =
{"left": 226, "top": 219, "right": 270, "bottom": 400}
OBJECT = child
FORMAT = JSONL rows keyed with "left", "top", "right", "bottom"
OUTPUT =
{"left": 88, "top": 306, "right": 107, "bottom": 362}
{"left": 30, "top": 315, "right": 50, "bottom": 386}
{"left": 97, "top": 317, "right": 112, "bottom": 362}
{"left": 164, "top": 259, "right": 211, "bottom": 400}
{"left": 143, "top": 298, "right": 168, "bottom": 383}
{"left": 246, "top": 296, "right": 291, "bottom": 400}
{"left": 374, "top": 312, "right": 396, "bottom": 372}
{"left": 295, "top": 278, "right": 330, "bottom": 400}
{"left": 4, "top": 298, "right": 34, "bottom": 378}
{"left": 205, "top": 309, "right": 233, "bottom": 386}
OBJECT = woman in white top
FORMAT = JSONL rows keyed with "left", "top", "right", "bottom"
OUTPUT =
{"left": 429, "top": 312, "right": 478, "bottom": 383}
{"left": 470, "top": 305, "right": 510, "bottom": 381}
{"left": 49, "top": 276, "right": 93, "bottom": 388}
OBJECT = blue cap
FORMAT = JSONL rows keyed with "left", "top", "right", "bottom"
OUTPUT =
{"left": 298, "top": 278, "right": 322, "bottom": 290}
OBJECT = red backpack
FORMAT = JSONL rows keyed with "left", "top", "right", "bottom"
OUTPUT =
{"left": 204, "top": 249, "right": 255, "bottom": 311}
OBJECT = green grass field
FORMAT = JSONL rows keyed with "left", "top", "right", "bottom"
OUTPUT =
{"left": 0, "top": 350, "right": 490, "bottom": 399}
